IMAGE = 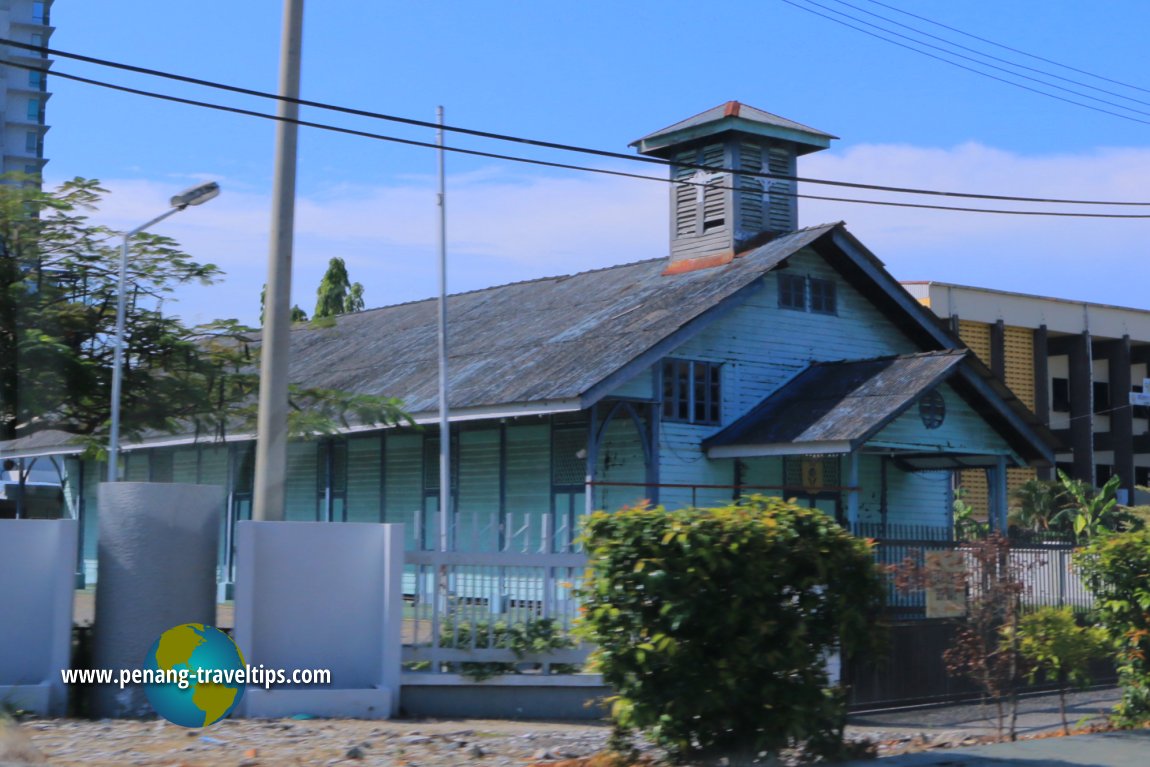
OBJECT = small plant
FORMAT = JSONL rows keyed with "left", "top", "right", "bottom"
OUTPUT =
{"left": 953, "top": 486, "right": 988, "bottom": 540}
{"left": 1009, "top": 478, "right": 1066, "bottom": 534}
{"left": 1007, "top": 606, "right": 1109, "bottom": 734}
{"left": 435, "top": 617, "right": 578, "bottom": 681}
{"left": 890, "top": 534, "right": 1029, "bottom": 740}
{"left": 1054, "top": 471, "right": 1141, "bottom": 541}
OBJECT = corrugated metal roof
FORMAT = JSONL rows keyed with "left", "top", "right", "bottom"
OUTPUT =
{"left": 287, "top": 224, "right": 837, "bottom": 417}
{"left": 630, "top": 101, "right": 837, "bottom": 155}
{"left": 704, "top": 350, "right": 968, "bottom": 450}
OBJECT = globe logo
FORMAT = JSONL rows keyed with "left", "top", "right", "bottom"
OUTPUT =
{"left": 142, "top": 623, "right": 247, "bottom": 727}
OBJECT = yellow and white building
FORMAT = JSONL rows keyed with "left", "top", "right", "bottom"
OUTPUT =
{"left": 904, "top": 281, "right": 1150, "bottom": 506}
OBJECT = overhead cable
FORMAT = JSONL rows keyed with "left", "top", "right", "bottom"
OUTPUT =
{"left": 20, "top": 63, "right": 1150, "bottom": 219}
{"left": 858, "top": 0, "right": 1150, "bottom": 96}
{"left": 782, "top": 0, "right": 1150, "bottom": 127}
{"left": 4, "top": 38, "right": 1150, "bottom": 208}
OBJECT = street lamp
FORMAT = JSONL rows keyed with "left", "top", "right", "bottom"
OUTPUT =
{"left": 106, "top": 181, "right": 221, "bottom": 482}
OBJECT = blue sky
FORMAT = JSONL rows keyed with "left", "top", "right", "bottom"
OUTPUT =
{"left": 40, "top": 0, "right": 1150, "bottom": 326}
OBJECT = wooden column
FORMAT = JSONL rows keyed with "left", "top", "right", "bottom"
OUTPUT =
{"left": 846, "top": 451, "right": 860, "bottom": 527}
{"left": 1109, "top": 336, "right": 1135, "bottom": 501}
{"left": 1033, "top": 325, "right": 1052, "bottom": 480}
{"left": 1068, "top": 331, "right": 1095, "bottom": 484}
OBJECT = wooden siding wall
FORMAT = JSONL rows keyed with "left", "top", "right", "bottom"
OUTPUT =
{"left": 736, "top": 455, "right": 948, "bottom": 531}
{"left": 384, "top": 432, "right": 423, "bottom": 550}
{"left": 66, "top": 418, "right": 591, "bottom": 567}
{"left": 871, "top": 384, "right": 1014, "bottom": 456}
{"left": 653, "top": 247, "right": 920, "bottom": 509}
{"left": 284, "top": 442, "right": 317, "bottom": 521}
{"left": 507, "top": 424, "right": 551, "bottom": 552}
{"left": 346, "top": 436, "right": 381, "bottom": 523}
{"left": 594, "top": 411, "right": 649, "bottom": 513}
{"left": 458, "top": 428, "right": 501, "bottom": 551}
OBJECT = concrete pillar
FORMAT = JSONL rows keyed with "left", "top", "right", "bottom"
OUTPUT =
{"left": 1109, "top": 336, "right": 1135, "bottom": 500}
{"left": 1068, "top": 331, "right": 1095, "bottom": 483}
{"left": 0, "top": 519, "right": 78, "bottom": 715}
{"left": 92, "top": 482, "right": 223, "bottom": 718}
{"left": 990, "top": 319, "right": 1006, "bottom": 380}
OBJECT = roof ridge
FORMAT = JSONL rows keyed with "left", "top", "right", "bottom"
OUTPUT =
{"left": 328, "top": 223, "right": 845, "bottom": 321}
{"left": 346, "top": 256, "right": 667, "bottom": 318}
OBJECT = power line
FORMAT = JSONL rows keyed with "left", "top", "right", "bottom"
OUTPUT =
{"left": 4, "top": 37, "right": 1150, "bottom": 208}
{"left": 783, "top": 0, "right": 1150, "bottom": 127}
{"left": 797, "top": 0, "right": 1150, "bottom": 119}
{"left": 858, "top": 0, "right": 1150, "bottom": 97}
{"left": 822, "top": 0, "right": 1150, "bottom": 110}
{"left": 24, "top": 63, "right": 1150, "bottom": 219}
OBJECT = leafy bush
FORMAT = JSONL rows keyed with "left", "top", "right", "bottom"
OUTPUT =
{"left": 425, "top": 617, "right": 578, "bottom": 681}
{"left": 1075, "top": 529, "right": 1150, "bottom": 725}
{"left": 577, "top": 496, "right": 885, "bottom": 763}
{"left": 1007, "top": 606, "right": 1109, "bottom": 734}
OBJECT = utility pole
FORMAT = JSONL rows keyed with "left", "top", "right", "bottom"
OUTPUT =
{"left": 253, "top": 0, "right": 304, "bottom": 522}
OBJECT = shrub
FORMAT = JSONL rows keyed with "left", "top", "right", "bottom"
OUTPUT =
{"left": 1007, "top": 606, "right": 1109, "bottom": 734}
{"left": 426, "top": 618, "right": 578, "bottom": 681}
{"left": 576, "top": 496, "right": 885, "bottom": 763}
{"left": 1075, "top": 529, "right": 1150, "bottom": 725}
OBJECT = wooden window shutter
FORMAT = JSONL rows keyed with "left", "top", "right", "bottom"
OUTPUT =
{"left": 673, "top": 148, "right": 697, "bottom": 237}
{"left": 738, "top": 141, "right": 764, "bottom": 233}
{"left": 767, "top": 146, "right": 793, "bottom": 231}
{"left": 701, "top": 143, "right": 725, "bottom": 231}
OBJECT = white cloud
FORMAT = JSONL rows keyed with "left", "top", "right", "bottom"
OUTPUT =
{"left": 53, "top": 141, "right": 1150, "bottom": 327}
{"left": 800, "top": 143, "right": 1150, "bottom": 308}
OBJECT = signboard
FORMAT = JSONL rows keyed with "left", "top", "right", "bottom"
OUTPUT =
{"left": 1132, "top": 378, "right": 1150, "bottom": 407}
{"left": 925, "top": 550, "right": 967, "bottom": 618}
{"left": 800, "top": 459, "right": 825, "bottom": 493}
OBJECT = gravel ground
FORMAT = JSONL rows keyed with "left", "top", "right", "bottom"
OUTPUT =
{"left": 0, "top": 688, "right": 1120, "bottom": 767}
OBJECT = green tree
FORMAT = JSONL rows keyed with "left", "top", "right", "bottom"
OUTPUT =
{"left": 258, "top": 284, "right": 307, "bottom": 324}
{"left": 577, "top": 496, "right": 885, "bottom": 763}
{"left": 0, "top": 177, "right": 406, "bottom": 453}
{"left": 1, "top": 177, "right": 220, "bottom": 443}
{"left": 313, "top": 257, "right": 364, "bottom": 318}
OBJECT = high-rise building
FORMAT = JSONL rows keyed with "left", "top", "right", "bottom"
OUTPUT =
{"left": 904, "top": 281, "right": 1150, "bottom": 506}
{"left": 0, "top": 0, "right": 52, "bottom": 180}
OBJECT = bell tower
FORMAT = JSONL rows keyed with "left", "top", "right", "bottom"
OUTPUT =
{"left": 630, "top": 102, "right": 835, "bottom": 272}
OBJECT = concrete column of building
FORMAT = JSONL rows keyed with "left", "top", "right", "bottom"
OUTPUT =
{"left": 1068, "top": 331, "right": 1095, "bottom": 484}
{"left": 990, "top": 319, "right": 1006, "bottom": 380}
{"left": 1033, "top": 325, "right": 1052, "bottom": 481}
{"left": 1108, "top": 335, "right": 1135, "bottom": 501}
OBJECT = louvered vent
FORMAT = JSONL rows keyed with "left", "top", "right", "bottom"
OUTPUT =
{"left": 767, "top": 146, "right": 794, "bottom": 232}
{"left": 673, "top": 148, "right": 696, "bottom": 237}
{"left": 738, "top": 141, "right": 764, "bottom": 234}
{"left": 701, "top": 143, "right": 725, "bottom": 232}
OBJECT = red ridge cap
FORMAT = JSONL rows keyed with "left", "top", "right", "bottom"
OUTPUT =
{"left": 662, "top": 251, "right": 735, "bottom": 275}
{"left": 723, "top": 101, "right": 741, "bottom": 117}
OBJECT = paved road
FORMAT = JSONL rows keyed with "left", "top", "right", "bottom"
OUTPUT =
{"left": 843, "top": 687, "right": 1137, "bottom": 766}
{"left": 848, "top": 687, "right": 1120, "bottom": 738}
{"left": 839, "top": 730, "right": 1150, "bottom": 766}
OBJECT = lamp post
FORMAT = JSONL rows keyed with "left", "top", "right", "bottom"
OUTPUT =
{"left": 106, "top": 181, "right": 220, "bottom": 483}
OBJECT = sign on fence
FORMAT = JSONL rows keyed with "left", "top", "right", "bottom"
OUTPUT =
{"left": 924, "top": 550, "right": 966, "bottom": 618}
